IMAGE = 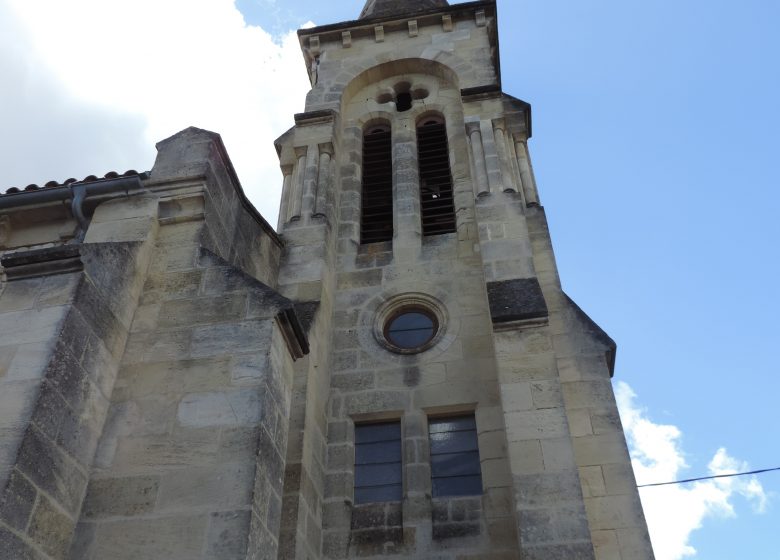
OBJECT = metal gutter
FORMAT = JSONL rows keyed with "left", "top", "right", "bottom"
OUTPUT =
{"left": 0, "top": 175, "right": 144, "bottom": 211}
{"left": 0, "top": 175, "right": 145, "bottom": 241}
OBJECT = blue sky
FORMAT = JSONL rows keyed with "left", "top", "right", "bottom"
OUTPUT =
{"left": 506, "top": 1, "right": 780, "bottom": 556}
{"left": 1, "top": 0, "right": 778, "bottom": 558}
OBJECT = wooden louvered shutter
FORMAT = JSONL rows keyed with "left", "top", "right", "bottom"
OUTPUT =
{"left": 417, "top": 119, "right": 456, "bottom": 236}
{"left": 360, "top": 126, "right": 393, "bottom": 244}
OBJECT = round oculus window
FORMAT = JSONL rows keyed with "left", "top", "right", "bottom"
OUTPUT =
{"left": 384, "top": 308, "right": 438, "bottom": 350}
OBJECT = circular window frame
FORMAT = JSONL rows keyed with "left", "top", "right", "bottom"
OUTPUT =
{"left": 373, "top": 293, "right": 447, "bottom": 355}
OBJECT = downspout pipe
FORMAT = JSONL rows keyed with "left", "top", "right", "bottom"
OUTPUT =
{"left": 0, "top": 175, "right": 145, "bottom": 240}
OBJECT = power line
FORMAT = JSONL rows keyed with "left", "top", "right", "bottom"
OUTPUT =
{"left": 637, "top": 467, "right": 780, "bottom": 488}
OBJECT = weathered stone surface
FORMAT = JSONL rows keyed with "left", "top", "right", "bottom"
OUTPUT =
{"left": 0, "top": 526, "right": 43, "bottom": 560}
{"left": 68, "top": 522, "right": 97, "bottom": 559}
{"left": 156, "top": 463, "right": 255, "bottom": 510}
{"left": 89, "top": 515, "right": 209, "bottom": 560}
{"left": 516, "top": 470, "right": 584, "bottom": 508}
{"left": 16, "top": 427, "right": 87, "bottom": 515}
{"left": 487, "top": 278, "right": 548, "bottom": 323}
{"left": 432, "top": 521, "right": 481, "bottom": 540}
{"left": 81, "top": 476, "right": 160, "bottom": 518}
{"left": 28, "top": 494, "right": 75, "bottom": 559}
{"left": 176, "top": 389, "right": 263, "bottom": 428}
{"left": 0, "top": 470, "right": 37, "bottom": 531}
{"left": 205, "top": 510, "right": 251, "bottom": 560}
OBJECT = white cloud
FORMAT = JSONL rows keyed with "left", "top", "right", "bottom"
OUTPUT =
{"left": 616, "top": 382, "right": 768, "bottom": 560}
{"left": 1, "top": 0, "right": 313, "bottom": 223}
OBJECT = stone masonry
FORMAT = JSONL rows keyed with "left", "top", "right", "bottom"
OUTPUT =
{"left": 0, "top": 1, "right": 654, "bottom": 559}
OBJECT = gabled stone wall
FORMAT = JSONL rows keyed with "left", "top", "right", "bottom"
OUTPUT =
{"left": 0, "top": 128, "right": 310, "bottom": 560}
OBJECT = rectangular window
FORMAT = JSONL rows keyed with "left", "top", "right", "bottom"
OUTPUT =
{"left": 354, "top": 421, "right": 402, "bottom": 504}
{"left": 428, "top": 414, "right": 483, "bottom": 497}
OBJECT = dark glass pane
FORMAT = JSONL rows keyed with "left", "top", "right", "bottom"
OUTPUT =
{"left": 355, "top": 484, "right": 402, "bottom": 504}
{"left": 432, "top": 475, "right": 483, "bottom": 498}
{"left": 354, "top": 421, "right": 402, "bottom": 504}
{"left": 386, "top": 312, "right": 435, "bottom": 348}
{"left": 355, "top": 422, "right": 401, "bottom": 444}
{"left": 428, "top": 414, "right": 483, "bottom": 497}
{"left": 355, "top": 462, "right": 402, "bottom": 487}
{"left": 390, "top": 312, "right": 433, "bottom": 332}
{"left": 429, "top": 416, "right": 476, "bottom": 434}
{"left": 429, "top": 430, "right": 479, "bottom": 455}
{"left": 388, "top": 329, "right": 434, "bottom": 348}
{"left": 355, "top": 440, "right": 402, "bottom": 465}
{"left": 431, "top": 451, "right": 481, "bottom": 477}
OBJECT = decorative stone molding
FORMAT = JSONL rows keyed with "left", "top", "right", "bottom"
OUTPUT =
{"left": 278, "top": 164, "right": 294, "bottom": 227}
{"left": 294, "top": 109, "right": 337, "bottom": 127}
{"left": 1, "top": 245, "right": 83, "bottom": 280}
{"left": 372, "top": 292, "right": 448, "bottom": 355}
{"left": 290, "top": 146, "right": 309, "bottom": 221}
{"left": 513, "top": 136, "right": 540, "bottom": 206}
{"left": 315, "top": 143, "right": 334, "bottom": 217}
{"left": 465, "top": 121, "right": 489, "bottom": 197}
{"left": 492, "top": 118, "right": 517, "bottom": 193}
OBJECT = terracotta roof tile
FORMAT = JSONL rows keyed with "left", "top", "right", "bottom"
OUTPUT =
{"left": 2, "top": 170, "right": 149, "bottom": 196}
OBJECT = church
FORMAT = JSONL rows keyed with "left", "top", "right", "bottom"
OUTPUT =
{"left": 0, "top": 1, "right": 654, "bottom": 558}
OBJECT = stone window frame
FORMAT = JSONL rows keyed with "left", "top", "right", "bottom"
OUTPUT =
{"left": 343, "top": 71, "right": 468, "bottom": 251}
{"left": 360, "top": 120, "right": 394, "bottom": 244}
{"left": 345, "top": 406, "right": 488, "bottom": 535}
{"left": 415, "top": 112, "right": 457, "bottom": 237}
{"left": 372, "top": 292, "right": 448, "bottom": 355}
{"left": 356, "top": 286, "right": 459, "bottom": 365}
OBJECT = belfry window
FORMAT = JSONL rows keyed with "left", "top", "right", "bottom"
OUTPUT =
{"left": 360, "top": 124, "right": 393, "bottom": 244}
{"left": 417, "top": 117, "right": 456, "bottom": 236}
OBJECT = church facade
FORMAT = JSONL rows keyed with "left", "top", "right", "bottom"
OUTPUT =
{"left": 0, "top": 1, "right": 654, "bottom": 559}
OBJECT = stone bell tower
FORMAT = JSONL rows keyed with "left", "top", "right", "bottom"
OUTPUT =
{"left": 273, "top": 1, "right": 655, "bottom": 559}
{"left": 0, "top": 1, "right": 654, "bottom": 559}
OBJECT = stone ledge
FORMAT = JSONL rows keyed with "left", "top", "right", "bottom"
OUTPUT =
{"left": 1, "top": 245, "right": 83, "bottom": 281}
{"left": 487, "top": 278, "right": 548, "bottom": 324}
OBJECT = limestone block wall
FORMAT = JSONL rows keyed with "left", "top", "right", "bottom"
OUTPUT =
{"left": 62, "top": 128, "right": 303, "bottom": 558}
{"left": 276, "top": 246, "right": 335, "bottom": 560}
{"left": 274, "top": 109, "right": 342, "bottom": 560}
{"left": 0, "top": 272, "right": 79, "bottom": 488}
{"left": 69, "top": 218, "right": 297, "bottom": 559}
{"left": 319, "top": 232, "right": 519, "bottom": 559}
{"left": 0, "top": 195, "right": 158, "bottom": 559}
{"left": 526, "top": 208, "right": 655, "bottom": 560}
{"left": 299, "top": 2, "right": 499, "bottom": 113}
{"left": 0, "top": 126, "right": 304, "bottom": 559}
{"left": 149, "top": 127, "right": 283, "bottom": 289}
